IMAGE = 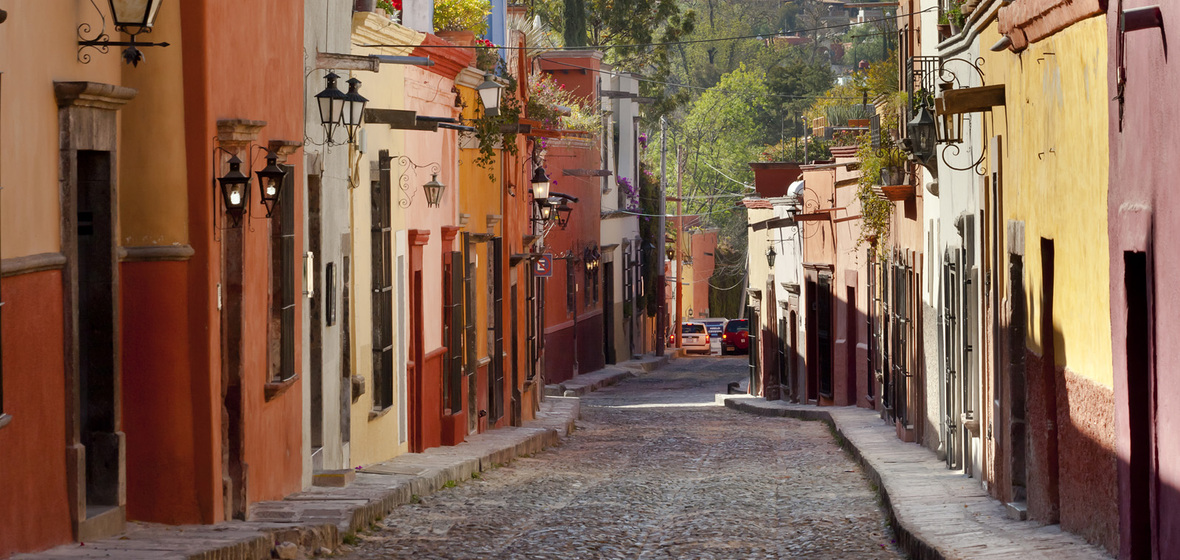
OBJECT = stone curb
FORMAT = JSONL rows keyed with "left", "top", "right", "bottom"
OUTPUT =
{"left": 719, "top": 395, "right": 1113, "bottom": 560}
{"left": 14, "top": 356, "right": 679, "bottom": 560}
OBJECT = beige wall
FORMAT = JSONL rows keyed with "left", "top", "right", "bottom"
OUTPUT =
{"left": 118, "top": 0, "right": 188, "bottom": 247}
{"left": 0, "top": 1, "right": 126, "bottom": 258}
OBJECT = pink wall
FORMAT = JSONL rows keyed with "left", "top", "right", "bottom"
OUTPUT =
{"left": 1106, "top": 3, "right": 1180, "bottom": 557}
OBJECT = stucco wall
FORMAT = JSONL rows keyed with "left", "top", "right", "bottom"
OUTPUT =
{"left": 982, "top": 14, "right": 1115, "bottom": 551}
{"left": 1105, "top": 1, "right": 1180, "bottom": 557}
{"left": 348, "top": 14, "right": 417, "bottom": 467}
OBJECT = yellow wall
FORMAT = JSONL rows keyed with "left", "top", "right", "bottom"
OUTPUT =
{"left": 348, "top": 13, "right": 418, "bottom": 466}
{"left": 119, "top": 0, "right": 188, "bottom": 247}
{"left": 457, "top": 84, "right": 497, "bottom": 360}
{"left": 981, "top": 16, "right": 1112, "bottom": 386}
{"left": 0, "top": 1, "right": 125, "bottom": 258}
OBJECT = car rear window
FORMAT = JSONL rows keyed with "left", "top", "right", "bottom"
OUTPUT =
{"left": 725, "top": 320, "right": 748, "bottom": 332}
{"left": 681, "top": 323, "right": 705, "bottom": 334}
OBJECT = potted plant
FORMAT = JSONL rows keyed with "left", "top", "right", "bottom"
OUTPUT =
{"left": 946, "top": 0, "right": 966, "bottom": 33}
{"left": 474, "top": 38, "right": 499, "bottom": 72}
{"left": 434, "top": 0, "right": 491, "bottom": 42}
{"left": 376, "top": 0, "right": 401, "bottom": 22}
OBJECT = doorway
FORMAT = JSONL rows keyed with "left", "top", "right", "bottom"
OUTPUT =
{"left": 308, "top": 174, "right": 324, "bottom": 470}
{"left": 76, "top": 150, "right": 120, "bottom": 519}
{"left": 846, "top": 286, "right": 857, "bottom": 405}
{"left": 1124, "top": 250, "right": 1154, "bottom": 558}
{"left": 1039, "top": 238, "right": 1060, "bottom": 522}
{"left": 603, "top": 261, "right": 615, "bottom": 364}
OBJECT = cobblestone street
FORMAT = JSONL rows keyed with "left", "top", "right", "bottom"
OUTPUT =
{"left": 340, "top": 357, "right": 903, "bottom": 559}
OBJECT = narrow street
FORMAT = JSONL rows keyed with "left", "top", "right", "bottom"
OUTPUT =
{"left": 340, "top": 357, "right": 903, "bottom": 559}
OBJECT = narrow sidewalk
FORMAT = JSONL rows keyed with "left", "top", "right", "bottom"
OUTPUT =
{"left": 16, "top": 357, "right": 667, "bottom": 560}
{"left": 720, "top": 395, "right": 1113, "bottom": 560}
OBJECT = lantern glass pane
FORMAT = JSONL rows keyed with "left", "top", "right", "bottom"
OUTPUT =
{"left": 533, "top": 181, "right": 549, "bottom": 200}
{"left": 344, "top": 99, "right": 365, "bottom": 126}
{"left": 540, "top": 205, "right": 552, "bottom": 219}
{"left": 110, "top": 0, "right": 152, "bottom": 28}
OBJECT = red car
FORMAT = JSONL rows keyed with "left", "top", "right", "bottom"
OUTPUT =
{"left": 721, "top": 319, "right": 749, "bottom": 355}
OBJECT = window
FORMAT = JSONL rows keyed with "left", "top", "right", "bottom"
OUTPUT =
{"left": 681, "top": 323, "right": 705, "bottom": 334}
{"left": 566, "top": 257, "right": 576, "bottom": 313}
{"left": 444, "top": 251, "right": 463, "bottom": 413}
{"left": 371, "top": 151, "right": 394, "bottom": 410}
{"left": 270, "top": 164, "right": 296, "bottom": 383}
{"left": 396, "top": 233, "right": 408, "bottom": 443}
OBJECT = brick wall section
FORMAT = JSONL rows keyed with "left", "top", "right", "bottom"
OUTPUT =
{"left": 998, "top": 0, "right": 1105, "bottom": 50}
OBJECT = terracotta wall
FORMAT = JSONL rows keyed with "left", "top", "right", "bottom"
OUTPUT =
{"left": 0, "top": 271, "right": 71, "bottom": 557}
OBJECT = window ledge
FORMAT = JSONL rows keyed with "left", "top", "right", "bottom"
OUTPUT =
{"left": 0, "top": 414, "right": 11, "bottom": 430}
{"left": 264, "top": 374, "right": 300, "bottom": 402}
{"left": 369, "top": 406, "right": 393, "bottom": 421}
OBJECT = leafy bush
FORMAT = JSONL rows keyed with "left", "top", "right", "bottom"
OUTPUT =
{"left": 434, "top": 0, "right": 491, "bottom": 35}
{"left": 526, "top": 71, "right": 601, "bottom": 134}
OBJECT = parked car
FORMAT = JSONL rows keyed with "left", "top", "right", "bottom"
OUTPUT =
{"left": 700, "top": 318, "right": 727, "bottom": 339}
{"left": 721, "top": 318, "right": 749, "bottom": 355}
{"left": 679, "top": 322, "right": 711, "bottom": 354}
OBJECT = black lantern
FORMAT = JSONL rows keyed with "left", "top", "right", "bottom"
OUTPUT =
{"left": 342, "top": 77, "right": 368, "bottom": 144}
{"left": 107, "top": 0, "right": 163, "bottom": 34}
{"left": 539, "top": 197, "right": 558, "bottom": 221}
{"left": 476, "top": 73, "right": 503, "bottom": 117}
{"left": 315, "top": 72, "right": 347, "bottom": 142}
{"left": 77, "top": 0, "right": 169, "bottom": 66}
{"left": 765, "top": 245, "right": 777, "bottom": 267}
{"left": 555, "top": 201, "right": 573, "bottom": 229}
{"left": 907, "top": 105, "right": 938, "bottom": 169}
{"left": 423, "top": 173, "right": 446, "bottom": 207}
{"left": 530, "top": 167, "right": 551, "bottom": 200}
{"left": 218, "top": 154, "right": 251, "bottom": 226}
{"left": 255, "top": 150, "right": 288, "bottom": 217}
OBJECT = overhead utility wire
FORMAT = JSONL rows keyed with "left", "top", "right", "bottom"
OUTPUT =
{"left": 356, "top": 7, "right": 934, "bottom": 52}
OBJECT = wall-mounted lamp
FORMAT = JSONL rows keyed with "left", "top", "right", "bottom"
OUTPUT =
{"left": 218, "top": 154, "right": 251, "bottom": 227}
{"left": 907, "top": 105, "right": 938, "bottom": 171}
{"left": 765, "top": 245, "right": 777, "bottom": 267}
{"left": 423, "top": 173, "right": 446, "bottom": 208}
{"left": 255, "top": 150, "right": 288, "bottom": 217}
{"left": 316, "top": 72, "right": 346, "bottom": 143}
{"left": 342, "top": 77, "right": 368, "bottom": 144}
{"left": 530, "top": 167, "right": 551, "bottom": 200}
{"left": 476, "top": 73, "right": 504, "bottom": 117}
{"left": 555, "top": 201, "right": 573, "bottom": 229}
{"left": 77, "top": 0, "right": 170, "bottom": 66}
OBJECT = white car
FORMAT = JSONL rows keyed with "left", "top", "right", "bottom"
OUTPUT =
{"left": 679, "top": 322, "right": 711, "bottom": 354}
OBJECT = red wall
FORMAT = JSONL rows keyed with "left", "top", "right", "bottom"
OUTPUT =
{"left": 0, "top": 271, "right": 72, "bottom": 557}
{"left": 121, "top": 261, "right": 200, "bottom": 524}
{"left": 750, "top": 162, "right": 802, "bottom": 198}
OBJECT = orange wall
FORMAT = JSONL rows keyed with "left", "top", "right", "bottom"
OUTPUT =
{"left": 0, "top": 271, "right": 72, "bottom": 557}
{"left": 203, "top": 0, "right": 306, "bottom": 507}
{"left": 173, "top": 0, "right": 305, "bottom": 518}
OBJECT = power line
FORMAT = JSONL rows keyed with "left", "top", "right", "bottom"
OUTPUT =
{"left": 356, "top": 7, "right": 928, "bottom": 52}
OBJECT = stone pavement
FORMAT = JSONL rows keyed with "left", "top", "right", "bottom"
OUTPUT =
{"left": 543, "top": 354, "right": 670, "bottom": 398}
{"left": 721, "top": 394, "right": 1115, "bottom": 560}
{"left": 15, "top": 356, "right": 666, "bottom": 560}
{"left": 337, "top": 356, "right": 904, "bottom": 560}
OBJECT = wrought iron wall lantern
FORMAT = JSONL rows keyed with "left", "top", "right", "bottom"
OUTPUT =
{"left": 342, "top": 77, "right": 369, "bottom": 144}
{"left": 476, "top": 73, "right": 504, "bottom": 117}
{"left": 423, "top": 173, "right": 446, "bottom": 207}
{"left": 530, "top": 167, "right": 551, "bottom": 200}
{"left": 907, "top": 105, "right": 938, "bottom": 172}
{"left": 766, "top": 245, "right": 777, "bottom": 267}
{"left": 77, "top": 0, "right": 170, "bottom": 66}
{"left": 255, "top": 150, "right": 289, "bottom": 217}
{"left": 315, "top": 73, "right": 367, "bottom": 146}
{"left": 393, "top": 155, "right": 444, "bottom": 209}
{"left": 213, "top": 145, "right": 291, "bottom": 227}
{"left": 217, "top": 153, "right": 251, "bottom": 227}
{"left": 554, "top": 201, "right": 573, "bottom": 229}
